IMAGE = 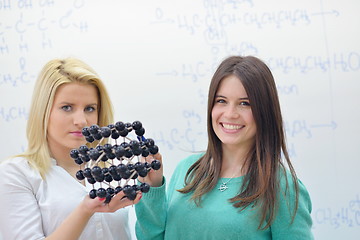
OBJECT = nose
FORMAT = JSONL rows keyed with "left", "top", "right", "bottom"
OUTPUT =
{"left": 224, "top": 104, "right": 240, "bottom": 118}
{"left": 73, "top": 111, "right": 87, "bottom": 128}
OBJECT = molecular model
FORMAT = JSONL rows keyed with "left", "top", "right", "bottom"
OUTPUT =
{"left": 69, "top": 120, "right": 161, "bottom": 203}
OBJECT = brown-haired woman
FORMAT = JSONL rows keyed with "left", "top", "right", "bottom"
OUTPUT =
{"left": 135, "top": 55, "right": 313, "bottom": 240}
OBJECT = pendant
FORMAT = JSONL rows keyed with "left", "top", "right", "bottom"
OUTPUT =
{"left": 218, "top": 183, "right": 228, "bottom": 192}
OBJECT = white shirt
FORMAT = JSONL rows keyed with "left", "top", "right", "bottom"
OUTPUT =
{"left": 0, "top": 157, "right": 131, "bottom": 240}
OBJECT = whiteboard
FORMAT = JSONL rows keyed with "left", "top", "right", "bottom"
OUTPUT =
{"left": 1, "top": 0, "right": 359, "bottom": 239}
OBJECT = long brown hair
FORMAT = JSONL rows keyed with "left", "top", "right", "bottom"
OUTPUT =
{"left": 178, "top": 56, "right": 298, "bottom": 229}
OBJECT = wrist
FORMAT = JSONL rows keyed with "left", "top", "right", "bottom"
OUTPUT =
{"left": 152, "top": 176, "right": 165, "bottom": 187}
{"left": 78, "top": 198, "right": 96, "bottom": 218}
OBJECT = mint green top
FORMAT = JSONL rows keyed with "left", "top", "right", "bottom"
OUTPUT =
{"left": 135, "top": 153, "right": 313, "bottom": 240}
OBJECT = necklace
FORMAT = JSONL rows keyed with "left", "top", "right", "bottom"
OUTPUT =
{"left": 218, "top": 172, "right": 238, "bottom": 192}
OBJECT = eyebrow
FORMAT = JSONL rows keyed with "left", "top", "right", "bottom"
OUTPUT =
{"left": 215, "top": 95, "right": 249, "bottom": 100}
{"left": 58, "top": 102, "right": 99, "bottom": 106}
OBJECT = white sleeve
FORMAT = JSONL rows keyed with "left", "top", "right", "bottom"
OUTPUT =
{"left": 0, "top": 159, "right": 45, "bottom": 240}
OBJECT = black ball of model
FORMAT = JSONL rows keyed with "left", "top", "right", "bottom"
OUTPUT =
{"left": 70, "top": 120, "right": 161, "bottom": 202}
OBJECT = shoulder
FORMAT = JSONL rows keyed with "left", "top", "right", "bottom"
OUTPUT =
{"left": 277, "top": 167, "right": 312, "bottom": 210}
{"left": 0, "top": 157, "right": 31, "bottom": 173}
{"left": 0, "top": 157, "right": 42, "bottom": 184}
{"left": 272, "top": 167, "right": 314, "bottom": 238}
{"left": 278, "top": 167, "right": 310, "bottom": 193}
{"left": 176, "top": 152, "right": 204, "bottom": 171}
{"left": 168, "top": 152, "right": 204, "bottom": 184}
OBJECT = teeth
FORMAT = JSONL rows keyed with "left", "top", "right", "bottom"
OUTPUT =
{"left": 222, "top": 124, "right": 242, "bottom": 130}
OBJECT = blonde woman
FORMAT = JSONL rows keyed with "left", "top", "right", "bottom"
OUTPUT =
{"left": 0, "top": 58, "right": 141, "bottom": 240}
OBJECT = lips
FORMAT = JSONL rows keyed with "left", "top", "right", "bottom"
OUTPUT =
{"left": 222, "top": 123, "right": 243, "bottom": 130}
{"left": 70, "top": 131, "right": 83, "bottom": 137}
{"left": 222, "top": 123, "right": 242, "bottom": 130}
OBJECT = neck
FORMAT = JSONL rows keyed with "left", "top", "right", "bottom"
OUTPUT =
{"left": 220, "top": 145, "right": 250, "bottom": 178}
{"left": 49, "top": 146, "right": 78, "bottom": 174}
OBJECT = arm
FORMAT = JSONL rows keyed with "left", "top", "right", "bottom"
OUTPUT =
{"left": 135, "top": 179, "right": 167, "bottom": 240}
{"left": 46, "top": 192, "right": 141, "bottom": 240}
{"left": 0, "top": 160, "right": 141, "bottom": 240}
{"left": 271, "top": 174, "right": 314, "bottom": 240}
{"left": 135, "top": 153, "right": 167, "bottom": 240}
{"left": 0, "top": 161, "right": 46, "bottom": 240}
{"left": 135, "top": 153, "right": 198, "bottom": 240}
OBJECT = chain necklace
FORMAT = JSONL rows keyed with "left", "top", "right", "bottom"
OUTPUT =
{"left": 218, "top": 172, "right": 238, "bottom": 192}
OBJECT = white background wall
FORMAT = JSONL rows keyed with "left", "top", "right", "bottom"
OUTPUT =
{"left": 1, "top": 0, "right": 360, "bottom": 239}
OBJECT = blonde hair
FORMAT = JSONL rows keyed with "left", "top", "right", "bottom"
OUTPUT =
{"left": 15, "top": 58, "right": 114, "bottom": 178}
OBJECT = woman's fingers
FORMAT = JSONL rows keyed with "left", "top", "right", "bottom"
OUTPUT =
{"left": 138, "top": 152, "right": 163, "bottom": 187}
{"left": 92, "top": 191, "right": 142, "bottom": 212}
{"left": 151, "top": 152, "right": 162, "bottom": 162}
{"left": 116, "top": 191, "right": 142, "bottom": 206}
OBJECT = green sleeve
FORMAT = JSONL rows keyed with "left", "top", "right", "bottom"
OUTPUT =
{"left": 135, "top": 153, "right": 203, "bottom": 240}
{"left": 135, "top": 177, "right": 167, "bottom": 240}
{"left": 271, "top": 173, "right": 314, "bottom": 239}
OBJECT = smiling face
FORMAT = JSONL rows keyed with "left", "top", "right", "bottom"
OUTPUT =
{"left": 211, "top": 75, "right": 256, "bottom": 151}
{"left": 47, "top": 82, "right": 99, "bottom": 159}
